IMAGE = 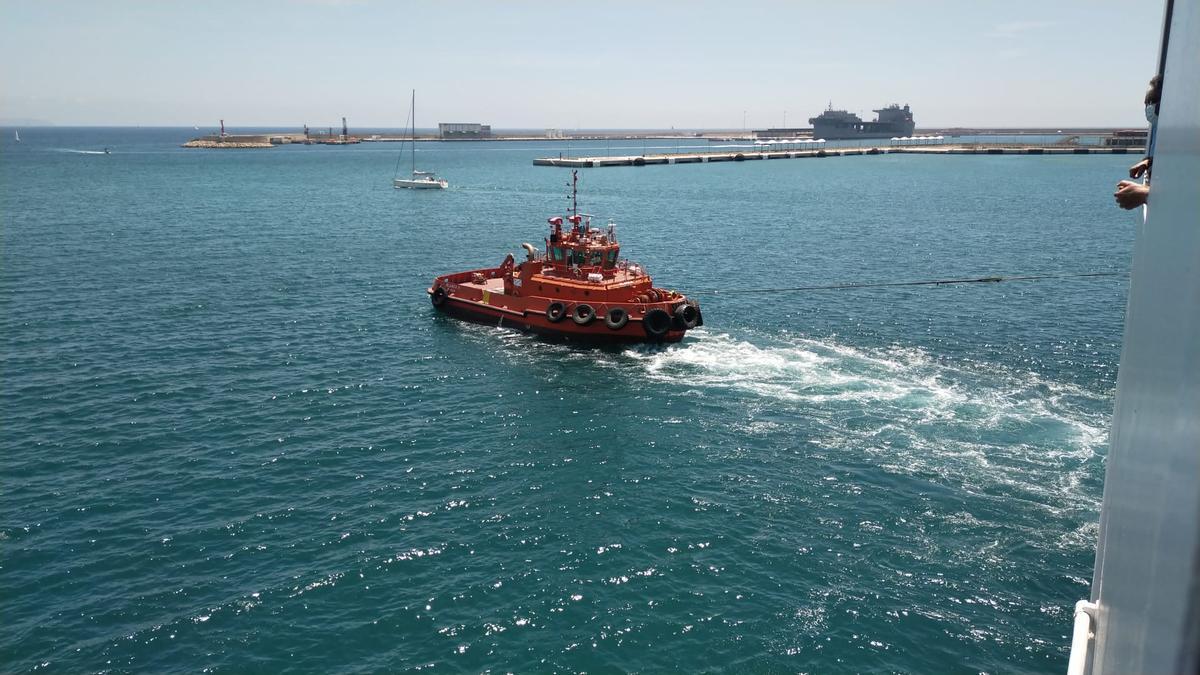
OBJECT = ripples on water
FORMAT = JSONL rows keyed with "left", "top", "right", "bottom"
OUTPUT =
{"left": 1, "top": 129, "right": 1132, "bottom": 672}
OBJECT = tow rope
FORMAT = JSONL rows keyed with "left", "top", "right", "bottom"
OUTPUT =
{"left": 690, "top": 271, "right": 1125, "bottom": 295}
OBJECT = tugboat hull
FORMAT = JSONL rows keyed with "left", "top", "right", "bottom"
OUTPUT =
{"left": 430, "top": 286, "right": 693, "bottom": 344}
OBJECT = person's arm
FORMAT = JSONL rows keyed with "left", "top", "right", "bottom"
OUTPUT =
{"left": 1129, "top": 157, "right": 1152, "bottom": 179}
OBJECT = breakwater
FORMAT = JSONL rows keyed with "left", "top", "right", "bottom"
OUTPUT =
{"left": 534, "top": 144, "right": 1143, "bottom": 167}
{"left": 182, "top": 138, "right": 273, "bottom": 149}
{"left": 181, "top": 132, "right": 743, "bottom": 148}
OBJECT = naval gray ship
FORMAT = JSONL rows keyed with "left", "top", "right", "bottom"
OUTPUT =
{"left": 809, "top": 103, "right": 915, "bottom": 139}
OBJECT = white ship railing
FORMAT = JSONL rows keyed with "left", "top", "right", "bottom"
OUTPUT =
{"left": 1066, "top": 600, "right": 1098, "bottom": 675}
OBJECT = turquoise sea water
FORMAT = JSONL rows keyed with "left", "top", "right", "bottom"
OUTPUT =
{"left": 2, "top": 128, "right": 1137, "bottom": 673}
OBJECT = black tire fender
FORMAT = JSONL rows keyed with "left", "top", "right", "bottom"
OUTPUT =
{"left": 643, "top": 308, "right": 671, "bottom": 338}
{"left": 572, "top": 303, "right": 596, "bottom": 325}
{"left": 546, "top": 302, "right": 567, "bottom": 323}
{"left": 605, "top": 307, "right": 628, "bottom": 330}
{"left": 674, "top": 303, "right": 699, "bottom": 329}
{"left": 431, "top": 286, "right": 447, "bottom": 307}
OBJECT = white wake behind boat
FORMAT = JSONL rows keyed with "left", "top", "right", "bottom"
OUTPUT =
{"left": 394, "top": 90, "right": 447, "bottom": 190}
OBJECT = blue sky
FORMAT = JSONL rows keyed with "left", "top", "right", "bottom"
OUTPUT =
{"left": 0, "top": 0, "right": 1163, "bottom": 128}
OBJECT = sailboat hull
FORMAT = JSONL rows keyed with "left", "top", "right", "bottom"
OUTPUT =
{"left": 394, "top": 178, "right": 448, "bottom": 189}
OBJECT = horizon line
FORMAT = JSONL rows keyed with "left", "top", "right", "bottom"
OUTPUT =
{"left": 0, "top": 123, "right": 1149, "bottom": 131}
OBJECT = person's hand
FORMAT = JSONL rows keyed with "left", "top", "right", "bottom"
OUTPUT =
{"left": 1114, "top": 180, "right": 1150, "bottom": 210}
{"left": 1129, "top": 158, "right": 1152, "bottom": 179}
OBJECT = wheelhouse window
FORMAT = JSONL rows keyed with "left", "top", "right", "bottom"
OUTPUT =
{"left": 552, "top": 247, "right": 564, "bottom": 262}
{"left": 590, "top": 251, "right": 603, "bottom": 266}
{"left": 605, "top": 249, "right": 619, "bottom": 267}
{"left": 571, "top": 249, "right": 586, "bottom": 266}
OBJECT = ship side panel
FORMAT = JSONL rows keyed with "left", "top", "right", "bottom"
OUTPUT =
{"left": 1088, "top": 6, "right": 1200, "bottom": 673}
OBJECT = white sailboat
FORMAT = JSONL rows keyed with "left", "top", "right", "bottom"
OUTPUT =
{"left": 394, "top": 90, "right": 447, "bottom": 190}
{"left": 14, "top": 130, "right": 20, "bottom": 143}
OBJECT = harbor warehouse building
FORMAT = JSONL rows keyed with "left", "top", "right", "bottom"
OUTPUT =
{"left": 438, "top": 123, "right": 492, "bottom": 139}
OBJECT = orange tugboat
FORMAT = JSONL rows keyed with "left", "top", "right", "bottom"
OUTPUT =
{"left": 427, "top": 171, "right": 702, "bottom": 343}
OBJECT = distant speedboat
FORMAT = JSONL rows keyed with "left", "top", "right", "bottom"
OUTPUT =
{"left": 393, "top": 89, "right": 447, "bottom": 190}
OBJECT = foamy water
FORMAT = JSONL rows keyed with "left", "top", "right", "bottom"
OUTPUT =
{"left": 627, "top": 330, "right": 1108, "bottom": 513}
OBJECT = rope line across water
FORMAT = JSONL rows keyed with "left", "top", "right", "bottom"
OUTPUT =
{"left": 689, "top": 271, "right": 1126, "bottom": 296}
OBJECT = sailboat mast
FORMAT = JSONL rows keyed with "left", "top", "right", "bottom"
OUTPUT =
{"left": 411, "top": 89, "right": 416, "bottom": 176}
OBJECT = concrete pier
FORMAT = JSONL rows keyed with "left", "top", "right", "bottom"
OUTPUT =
{"left": 533, "top": 145, "right": 1143, "bottom": 168}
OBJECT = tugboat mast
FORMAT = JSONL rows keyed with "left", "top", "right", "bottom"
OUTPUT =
{"left": 569, "top": 169, "right": 578, "bottom": 217}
